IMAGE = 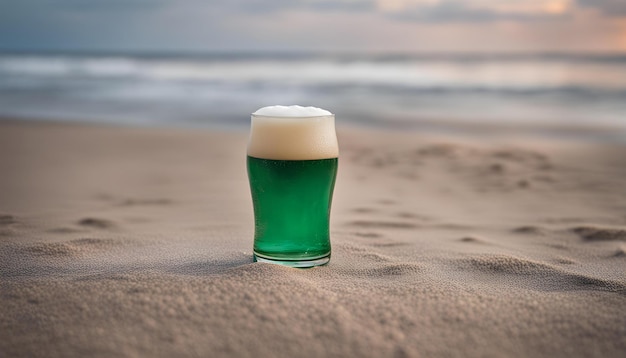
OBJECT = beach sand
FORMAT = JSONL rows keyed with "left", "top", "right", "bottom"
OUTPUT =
{"left": 1, "top": 120, "right": 625, "bottom": 357}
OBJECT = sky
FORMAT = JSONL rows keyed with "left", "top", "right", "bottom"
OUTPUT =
{"left": 1, "top": 0, "right": 626, "bottom": 54}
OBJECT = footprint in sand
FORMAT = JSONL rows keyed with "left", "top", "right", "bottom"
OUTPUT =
{"left": 552, "top": 257, "right": 577, "bottom": 265}
{"left": 360, "top": 253, "right": 394, "bottom": 263}
{"left": 348, "top": 220, "right": 417, "bottom": 230}
{"left": 611, "top": 246, "right": 626, "bottom": 258}
{"left": 572, "top": 226, "right": 626, "bottom": 242}
{"left": 354, "top": 232, "right": 383, "bottom": 238}
{"left": 350, "top": 231, "right": 409, "bottom": 248}
{"left": 545, "top": 242, "right": 570, "bottom": 250}
{"left": 456, "top": 254, "right": 626, "bottom": 295}
{"left": 0, "top": 215, "right": 16, "bottom": 226}
{"left": 543, "top": 217, "right": 587, "bottom": 224}
{"left": 459, "top": 236, "right": 488, "bottom": 244}
{"left": 418, "top": 143, "right": 465, "bottom": 159}
{"left": 78, "top": 217, "right": 116, "bottom": 229}
{"left": 0, "top": 215, "right": 18, "bottom": 236}
{"left": 119, "top": 198, "right": 173, "bottom": 206}
{"left": 369, "top": 241, "right": 409, "bottom": 248}
{"left": 48, "top": 227, "right": 83, "bottom": 234}
{"left": 465, "top": 149, "right": 556, "bottom": 192}
{"left": 352, "top": 207, "right": 379, "bottom": 214}
{"left": 24, "top": 238, "right": 126, "bottom": 257}
{"left": 343, "top": 262, "right": 423, "bottom": 276}
{"left": 433, "top": 223, "right": 475, "bottom": 230}
{"left": 168, "top": 255, "right": 254, "bottom": 276}
{"left": 396, "top": 212, "right": 432, "bottom": 221}
{"left": 346, "top": 206, "right": 418, "bottom": 255}
{"left": 367, "top": 263, "right": 424, "bottom": 276}
{"left": 491, "top": 149, "right": 551, "bottom": 167}
{"left": 488, "top": 163, "right": 506, "bottom": 174}
{"left": 24, "top": 242, "right": 77, "bottom": 256}
{"left": 458, "top": 255, "right": 554, "bottom": 275}
{"left": 512, "top": 226, "right": 549, "bottom": 236}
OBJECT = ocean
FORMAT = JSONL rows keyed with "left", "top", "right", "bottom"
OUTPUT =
{"left": 1, "top": 52, "right": 625, "bottom": 140}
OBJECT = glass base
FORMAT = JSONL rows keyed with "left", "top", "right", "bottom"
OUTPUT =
{"left": 253, "top": 252, "right": 330, "bottom": 268}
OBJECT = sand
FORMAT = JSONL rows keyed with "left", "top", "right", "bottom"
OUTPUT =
{"left": 0, "top": 119, "right": 625, "bottom": 358}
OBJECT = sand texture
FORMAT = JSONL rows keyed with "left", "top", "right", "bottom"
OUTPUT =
{"left": 1, "top": 120, "right": 625, "bottom": 357}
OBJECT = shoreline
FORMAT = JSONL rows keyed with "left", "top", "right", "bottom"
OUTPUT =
{"left": 2, "top": 115, "right": 626, "bottom": 145}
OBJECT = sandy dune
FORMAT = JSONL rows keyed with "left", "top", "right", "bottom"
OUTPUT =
{"left": 1, "top": 120, "right": 625, "bottom": 357}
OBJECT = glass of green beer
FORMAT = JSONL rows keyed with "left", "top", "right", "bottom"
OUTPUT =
{"left": 247, "top": 105, "right": 339, "bottom": 268}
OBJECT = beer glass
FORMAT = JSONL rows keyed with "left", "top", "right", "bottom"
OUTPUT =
{"left": 247, "top": 107, "right": 338, "bottom": 267}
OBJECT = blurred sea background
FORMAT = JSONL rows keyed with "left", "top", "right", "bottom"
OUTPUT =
{"left": 2, "top": 1, "right": 626, "bottom": 141}
{"left": 2, "top": 52, "right": 626, "bottom": 138}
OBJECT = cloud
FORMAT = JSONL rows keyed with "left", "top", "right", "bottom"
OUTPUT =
{"left": 201, "top": 0, "right": 371, "bottom": 14}
{"left": 0, "top": 0, "right": 188, "bottom": 51}
{"left": 0, "top": 0, "right": 576, "bottom": 25}
{"left": 374, "top": 0, "right": 573, "bottom": 23}
{"left": 214, "top": 0, "right": 574, "bottom": 22}
{"left": 0, "top": 0, "right": 167, "bottom": 11}
{"left": 577, "top": 0, "right": 626, "bottom": 16}
{"left": 211, "top": 0, "right": 575, "bottom": 23}
{"left": 0, "top": 0, "right": 621, "bottom": 53}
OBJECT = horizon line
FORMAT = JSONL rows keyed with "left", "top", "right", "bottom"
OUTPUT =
{"left": 2, "top": 48, "right": 626, "bottom": 59}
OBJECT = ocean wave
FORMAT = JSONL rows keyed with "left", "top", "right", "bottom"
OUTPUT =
{"left": 2, "top": 54, "right": 626, "bottom": 92}
{"left": 0, "top": 53, "right": 625, "bottom": 133}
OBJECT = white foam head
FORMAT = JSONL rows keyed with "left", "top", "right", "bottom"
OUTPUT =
{"left": 248, "top": 105, "right": 338, "bottom": 160}
{"left": 253, "top": 105, "right": 332, "bottom": 117}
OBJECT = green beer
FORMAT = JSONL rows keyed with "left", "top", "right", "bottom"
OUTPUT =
{"left": 248, "top": 106, "right": 339, "bottom": 267}
{"left": 248, "top": 157, "right": 338, "bottom": 264}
